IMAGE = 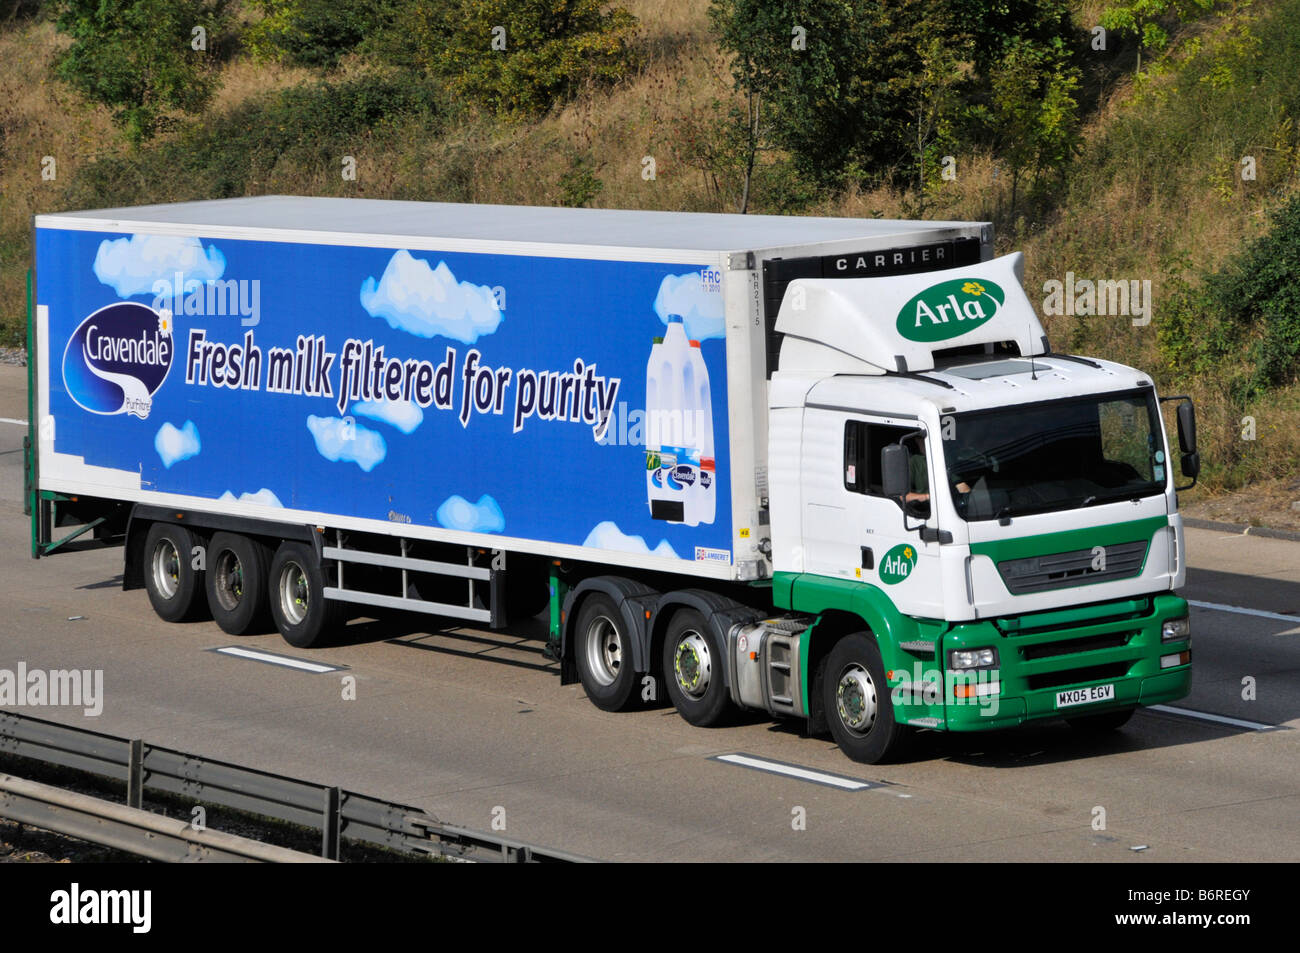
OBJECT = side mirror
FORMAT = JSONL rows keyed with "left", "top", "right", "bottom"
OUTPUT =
{"left": 1181, "top": 451, "right": 1200, "bottom": 480}
{"left": 1176, "top": 401, "right": 1197, "bottom": 455}
{"left": 882, "top": 443, "right": 910, "bottom": 498}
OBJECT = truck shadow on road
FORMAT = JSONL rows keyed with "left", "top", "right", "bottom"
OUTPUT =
{"left": 749, "top": 707, "right": 1260, "bottom": 769}
{"left": 329, "top": 612, "right": 561, "bottom": 674}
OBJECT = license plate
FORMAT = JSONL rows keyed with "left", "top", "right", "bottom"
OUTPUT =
{"left": 1056, "top": 683, "right": 1115, "bottom": 708}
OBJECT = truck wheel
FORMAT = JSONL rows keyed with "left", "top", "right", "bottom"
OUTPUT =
{"left": 269, "top": 542, "right": 338, "bottom": 648}
{"left": 144, "top": 523, "right": 203, "bottom": 622}
{"left": 205, "top": 532, "right": 270, "bottom": 636}
{"left": 663, "top": 609, "right": 731, "bottom": 727}
{"left": 822, "top": 633, "right": 910, "bottom": 764}
{"left": 574, "top": 594, "right": 639, "bottom": 712}
{"left": 1066, "top": 706, "right": 1135, "bottom": 732}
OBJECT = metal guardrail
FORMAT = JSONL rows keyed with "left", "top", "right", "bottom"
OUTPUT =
{"left": 0, "top": 711, "right": 590, "bottom": 863}
{"left": 0, "top": 774, "right": 333, "bottom": 863}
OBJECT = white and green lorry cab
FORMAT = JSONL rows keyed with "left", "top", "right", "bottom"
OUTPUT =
{"left": 30, "top": 199, "right": 1195, "bottom": 764}
{"left": 754, "top": 251, "right": 1197, "bottom": 761}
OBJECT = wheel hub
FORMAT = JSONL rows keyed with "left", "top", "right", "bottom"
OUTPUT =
{"left": 151, "top": 539, "right": 181, "bottom": 600}
{"left": 279, "top": 562, "right": 309, "bottom": 625}
{"left": 214, "top": 551, "right": 244, "bottom": 610}
{"left": 673, "top": 632, "right": 712, "bottom": 698}
{"left": 584, "top": 615, "right": 622, "bottom": 687}
{"left": 836, "top": 664, "right": 877, "bottom": 735}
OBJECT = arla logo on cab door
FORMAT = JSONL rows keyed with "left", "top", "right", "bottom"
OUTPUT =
{"left": 879, "top": 543, "right": 917, "bottom": 585}
{"left": 897, "top": 278, "right": 1004, "bottom": 343}
{"left": 62, "top": 301, "right": 173, "bottom": 419}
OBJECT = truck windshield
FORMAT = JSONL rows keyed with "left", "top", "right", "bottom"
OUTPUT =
{"left": 943, "top": 389, "right": 1166, "bottom": 521}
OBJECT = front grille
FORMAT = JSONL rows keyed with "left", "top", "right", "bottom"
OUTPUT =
{"left": 1026, "top": 662, "right": 1131, "bottom": 691}
{"left": 998, "top": 540, "right": 1148, "bottom": 595}
{"left": 1019, "top": 631, "right": 1134, "bottom": 661}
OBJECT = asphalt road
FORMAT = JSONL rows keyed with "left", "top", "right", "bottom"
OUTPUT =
{"left": 0, "top": 364, "right": 1296, "bottom": 862}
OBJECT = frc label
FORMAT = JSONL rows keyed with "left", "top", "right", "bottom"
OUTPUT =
{"left": 879, "top": 543, "right": 916, "bottom": 585}
{"left": 897, "top": 278, "right": 1004, "bottom": 343}
{"left": 63, "top": 302, "right": 173, "bottom": 419}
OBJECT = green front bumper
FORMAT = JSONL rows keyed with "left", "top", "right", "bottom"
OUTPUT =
{"left": 937, "top": 593, "right": 1191, "bottom": 731}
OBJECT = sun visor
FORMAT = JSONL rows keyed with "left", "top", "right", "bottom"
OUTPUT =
{"left": 774, "top": 252, "right": 1047, "bottom": 374}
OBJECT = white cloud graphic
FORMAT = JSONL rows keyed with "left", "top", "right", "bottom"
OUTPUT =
{"left": 436, "top": 494, "right": 505, "bottom": 533}
{"left": 93, "top": 234, "right": 226, "bottom": 298}
{"left": 155, "top": 420, "right": 201, "bottom": 468}
{"left": 352, "top": 398, "right": 424, "bottom": 434}
{"left": 306, "top": 415, "right": 387, "bottom": 471}
{"left": 653, "top": 271, "right": 726, "bottom": 341}
{"left": 360, "top": 250, "right": 503, "bottom": 343}
{"left": 583, "top": 521, "right": 679, "bottom": 559}
{"left": 218, "top": 488, "right": 283, "bottom": 507}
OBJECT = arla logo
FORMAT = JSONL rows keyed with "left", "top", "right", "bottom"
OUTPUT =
{"left": 879, "top": 543, "right": 917, "bottom": 585}
{"left": 897, "top": 278, "right": 1004, "bottom": 342}
{"left": 62, "top": 302, "right": 173, "bottom": 419}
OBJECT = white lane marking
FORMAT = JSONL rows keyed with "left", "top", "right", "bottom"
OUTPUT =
{"left": 212, "top": 646, "right": 342, "bottom": 673}
{"left": 714, "top": 753, "right": 878, "bottom": 790}
{"left": 1188, "top": 599, "right": 1300, "bottom": 625}
{"left": 1148, "top": 705, "right": 1281, "bottom": 732}
{"left": 0, "top": 417, "right": 28, "bottom": 426}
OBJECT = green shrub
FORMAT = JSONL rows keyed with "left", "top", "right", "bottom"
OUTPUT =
{"left": 62, "top": 75, "right": 445, "bottom": 207}
{"left": 245, "top": 0, "right": 379, "bottom": 68}
{"left": 428, "top": 0, "right": 639, "bottom": 117}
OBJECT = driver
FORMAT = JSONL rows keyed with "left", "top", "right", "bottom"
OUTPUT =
{"left": 903, "top": 436, "right": 970, "bottom": 505}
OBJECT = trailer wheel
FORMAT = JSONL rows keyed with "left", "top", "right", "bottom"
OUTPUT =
{"left": 574, "top": 594, "right": 639, "bottom": 712}
{"left": 269, "top": 542, "right": 338, "bottom": 648}
{"left": 1066, "top": 706, "right": 1135, "bottom": 733}
{"left": 663, "top": 609, "right": 731, "bottom": 727}
{"left": 205, "top": 533, "right": 271, "bottom": 636}
{"left": 144, "top": 523, "right": 203, "bottom": 622}
{"left": 822, "top": 633, "right": 910, "bottom": 764}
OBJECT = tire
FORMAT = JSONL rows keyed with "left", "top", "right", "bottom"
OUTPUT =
{"left": 204, "top": 532, "right": 270, "bottom": 636}
{"left": 268, "top": 542, "right": 339, "bottom": 648}
{"left": 663, "top": 609, "right": 731, "bottom": 727}
{"left": 822, "top": 632, "right": 910, "bottom": 764}
{"left": 1066, "top": 706, "right": 1135, "bottom": 733}
{"left": 574, "top": 593, "right": 639, "bottom": 712}
{"left": 143, "top": 523, "right": 203, "bottom": 622}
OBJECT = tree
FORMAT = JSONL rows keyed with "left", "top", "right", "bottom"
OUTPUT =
{"left": 708, "top": 0, "right": 1081, "bottom": 193}
{"left": 53, "top": 0, "right": 231, "bottom": 143}
{"left": 710, "top": 0, "right": 937, "bottom": 188}
{"left": 1101, "top": 0, "right": 1217, "bottom": 74}
{"left": 980, "top": 36, "right": 1081, "bottom": 212}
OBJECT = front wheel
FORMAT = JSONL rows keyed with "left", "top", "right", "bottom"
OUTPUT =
{"left": 663, "top": 609, "right": 731, "bottom": 727}
{"left": 574, "top": 594, "right": 640, "bottom": 712}
{"left": 269, "top": 542, "right": 339, "bottom": 648}
{"left": 822, "top": 633, "right": 910, "bottom": 764}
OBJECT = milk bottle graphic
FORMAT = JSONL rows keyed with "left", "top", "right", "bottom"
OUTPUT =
{"left": 646, "top": 315, "right": 715, "bottom": 526}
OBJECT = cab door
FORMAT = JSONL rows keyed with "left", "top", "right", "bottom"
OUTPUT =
{"left": 800, "top": 408, "right": 944, "bottom": 619}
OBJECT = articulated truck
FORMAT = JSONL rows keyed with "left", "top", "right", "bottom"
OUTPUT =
{"left": 27, "top": 197, "right": 1198, "bottom": 762}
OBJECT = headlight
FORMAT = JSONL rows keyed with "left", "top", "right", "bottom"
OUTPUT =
{"left": 949, "top": 647, "right": 998, "bottom": 670}
{"left": 1161, "top": 617, "right": 1191, "bottom": 642}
